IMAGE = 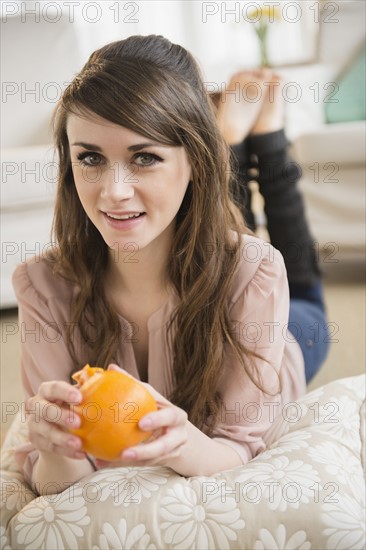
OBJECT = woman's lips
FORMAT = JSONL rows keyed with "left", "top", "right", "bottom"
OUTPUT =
{"left": 102, "top": 211, "right": 146, "bottom": 230}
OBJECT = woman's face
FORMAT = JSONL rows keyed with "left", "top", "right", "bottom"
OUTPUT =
{"left": 67, "top": 111, "right": 192, "bottom": 256}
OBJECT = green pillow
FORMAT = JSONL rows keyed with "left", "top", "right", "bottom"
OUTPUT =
{"left": 325, "top": 44, "right": 366, "bottom": 123}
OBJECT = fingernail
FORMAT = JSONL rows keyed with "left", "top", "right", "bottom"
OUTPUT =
{"left": 75, "top": 452, "right": 86, "bottom": 459}
{"left": 139, "top": 418, "right": 152, "bottom": 429}
{"left": 70, "top": 416, "right": 80, "bottom": 428}
{"left": 123, "top": 450, "right": 136, "bottom": 460}
{"left": 69, "top": 391, "right": 81, "bottom": 402}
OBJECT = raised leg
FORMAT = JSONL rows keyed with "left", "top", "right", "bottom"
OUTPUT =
{"left": 214, "top": 70, "right": 330, "bottom": 381}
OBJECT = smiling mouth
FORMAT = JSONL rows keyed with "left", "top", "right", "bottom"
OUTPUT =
{"left": 105, "top": 212, "right": 145, "bottom": 220}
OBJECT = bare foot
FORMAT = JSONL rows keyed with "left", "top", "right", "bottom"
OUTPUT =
{"left": 215, "top": 69, "right": 272, "bottom": 145}
{"left": 250, "top": 72, "right": 285, "bottom": 135}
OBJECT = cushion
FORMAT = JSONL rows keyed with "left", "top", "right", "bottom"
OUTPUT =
{"left": 325, "top": 45, "right": 366, "bottom": 124}
{"left": 1, "top": 375, "right": 365, "bottom": 549}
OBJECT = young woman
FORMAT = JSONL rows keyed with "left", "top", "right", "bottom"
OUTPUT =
{"left": 13, "top": 35, "right": 328, "bottom": 496}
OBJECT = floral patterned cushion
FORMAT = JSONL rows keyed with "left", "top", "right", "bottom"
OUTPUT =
{"left": 1, "top": 375, "right": 365, "bottom": 550}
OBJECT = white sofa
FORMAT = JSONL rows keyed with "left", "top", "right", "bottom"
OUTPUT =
{"left": 282, "top": 0, "right": 365, "bottom": 265}
{"left": 290, "top": 121, "right": 365, "bottom": 263}
{"left": 1, "top": 374, "right": 365, "bottom": 549}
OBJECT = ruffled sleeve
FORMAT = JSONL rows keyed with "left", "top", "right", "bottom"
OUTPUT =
{"left": 211, "top": 238, "right": 306, "bottom": 463}
{"left": 11, "top": 259, "right": 77, "bottom": 488}
{"left": 12, "top": 260, "right": 75, "bottom": 399}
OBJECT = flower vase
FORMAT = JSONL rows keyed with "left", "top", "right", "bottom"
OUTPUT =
{"left": 255, "top": 24, "right": 270, "bottom": 68}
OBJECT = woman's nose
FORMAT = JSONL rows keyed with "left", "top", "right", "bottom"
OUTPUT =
{"left": 100, "top": 162, "right": 136, "bottom": 201}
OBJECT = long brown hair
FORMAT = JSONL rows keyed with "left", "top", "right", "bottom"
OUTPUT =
{"left": 49, "top": 35, "right": 272, "bottom": 434}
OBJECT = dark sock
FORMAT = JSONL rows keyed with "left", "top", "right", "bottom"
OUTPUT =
{"left": 230, "top": 141, "right": 256, "bottom": 232}
{"left": 247, "top": 131, "right": 323, "bottom": 287}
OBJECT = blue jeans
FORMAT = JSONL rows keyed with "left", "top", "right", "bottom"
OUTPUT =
{"left": 288, "top": 282, "right": 331, "bottom": 383}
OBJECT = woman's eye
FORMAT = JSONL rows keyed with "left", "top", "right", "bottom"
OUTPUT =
{"left": 77, "top": 153, "right": 102, "bottom": 166}
{"left": 134, "top": 153, "right": 162, "bottom": 167}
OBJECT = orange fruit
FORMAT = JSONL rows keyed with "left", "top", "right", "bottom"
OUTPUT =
{"left": 69, "top": 364, "right": 157, "bottom": 460}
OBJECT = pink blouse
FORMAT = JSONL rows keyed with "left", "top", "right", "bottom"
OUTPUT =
{"left": 12, "top": 233, "right": 306, "bottom": 483}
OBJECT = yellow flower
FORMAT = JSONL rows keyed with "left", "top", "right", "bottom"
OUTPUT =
{"left": 247, "top": 5, "right": 281, "bottom": 23}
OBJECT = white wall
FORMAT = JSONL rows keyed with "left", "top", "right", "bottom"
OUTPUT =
{"left": 67, "top": 0, "right": 319, "bottom": 82}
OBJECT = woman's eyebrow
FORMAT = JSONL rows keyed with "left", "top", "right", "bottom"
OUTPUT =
{"left": 71, "top": 141, "right": 162, "bottom": 151}
{"left": 71, "top": 142, "right": 103, "bottom": 151}
{"left": 128, "top": 142, "right": 162, "bottom": 151}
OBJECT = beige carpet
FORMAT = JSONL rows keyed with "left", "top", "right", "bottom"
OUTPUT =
{"left": 1, "top": 259, "right": 365, "bottom": 445}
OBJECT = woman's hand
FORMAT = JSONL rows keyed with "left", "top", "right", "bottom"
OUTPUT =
{"left": 25, "top": 380, "right": 86, "bottom": 460}
{"left": 94, "top": 364, "right": 189, "bottom": 469}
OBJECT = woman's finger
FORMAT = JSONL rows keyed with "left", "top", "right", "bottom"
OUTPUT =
{"left": 139, "top": 406, "right": 187, "bottom": 432}
{"left": 94, "top": 424, "right": 188, "bottom": 468}
{"left": 26, "top": 397, "right": 81, "bottom": 431}
{"left": 121, "top": 424, "right": 188, "bottom": 462}
{"left": 38, "top": 434, "right": 86, "bottom": 460}
{"left": 28, "top": 418, "right": 85, "bottom": 459}
{"left": 38, "top": 380, "right": 82, "bottom": 404}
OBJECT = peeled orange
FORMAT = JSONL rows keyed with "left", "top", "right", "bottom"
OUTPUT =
{"left": 69, "top": 364, "right": 157, "bottom": 460}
